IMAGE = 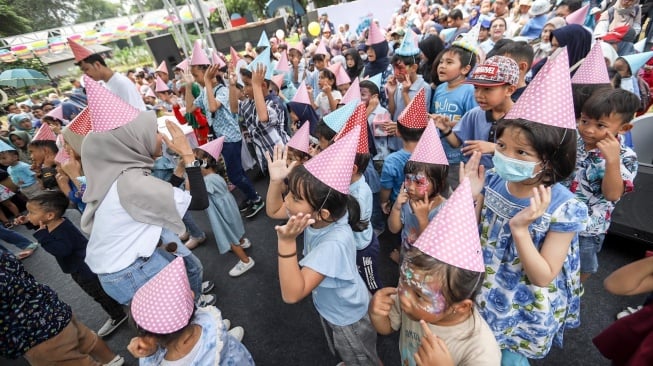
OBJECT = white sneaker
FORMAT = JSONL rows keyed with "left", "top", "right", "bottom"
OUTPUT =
{"left": 228, "top": 258, "right": 255, "bottom": 277}
{"left": 185, "top": 235, "right": 206, "bottom": 250}
{"left": 228, "top": 326, "right": 244, "bottom": 342}
{"left": 201, "top": 280, "right": 215, "bottom": 294}
{"left": 104, "top": 355, "right": 124, "bottom": 366}
{"left": 240, "top": 238, "right": 251, "bottom": 249}
{"left": 616, "top": 305, "right": 643, "bottom": 319}
{"left": 223, "top": 318, "right": 231, "bottom": 330}
{"left": 97, "top": 315, "right": 127, "bottom": 337}
{"left": 197, "top": 294, "right": 217, "bottom": 307}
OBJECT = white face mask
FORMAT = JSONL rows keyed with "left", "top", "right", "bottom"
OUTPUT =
{"left": 539, "top": 42, "right": 551, "bottom": 53}
{"left": 620, "top": 77, "right": 635, "bottom": 94}
{"left": 360, "top": 54, "right": 368, "bottom": 61}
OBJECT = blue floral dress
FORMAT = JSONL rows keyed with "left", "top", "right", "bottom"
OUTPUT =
{"left": 476, "top": 171, "right": 588, "bottom": 359}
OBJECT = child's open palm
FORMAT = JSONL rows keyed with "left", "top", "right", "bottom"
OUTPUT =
{"left": 276, "top": 212, "right": 315, "bottom": 243}
{"left": 460, "top": 151, "right": 485, "bottom": 198}
{"left": 510, "top": 185, "right": 551, "bottom": 229}
{"left": 265, "top": 144, "right": 297, "bottom": 182}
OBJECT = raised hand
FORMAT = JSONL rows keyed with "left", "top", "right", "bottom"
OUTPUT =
{"left": 275, "top": 212, "right": 315, "bottom": 243}
{"left": 509, "top": 185, "right": 551, "bottom": 229}
{"left": 265, "top": 144, "right": 297, "bottom": 182}
{"left": 369, "top": 287, "right": 398, "bottom": 317}
{"left": 596, "top": 133, "right": 622, "bottom": 164}
{"left": 461, "top": 140, "right": 496, "bottom": 156}
{"left": 161, "top": 120, "right": 192, "bottom": 157}
{"left": 460, "top": 151, "right": 485, "bottom": 198}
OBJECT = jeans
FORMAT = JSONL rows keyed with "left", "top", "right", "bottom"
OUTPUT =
{"left": 222, "top": 140, "right": 258, "bottom": 202}
{"left": 0, "top": 226, "right": 34, "bottom": 253}
{"left": 579, "top": 234, "right": 605, "bottom": 274}
{"left": 182, "top": 211, "right": 205, "bottom": 239}
{"left": 160, "top": 227, "right": 204, "bottom": 302}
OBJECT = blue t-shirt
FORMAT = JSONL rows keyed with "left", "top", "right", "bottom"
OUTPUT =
{"left": 520, "top": 14, "right": 547, "bottom": 39}
{"left": 8, "top": 161, "right": 36, "bottom": 188}
{"left": 349, "top": 177, "right": 374, "bottom": 250}
{"left": 299, "top": 215, "right": 370, "bottom": 326}
{"left": 430, "top": 83, "right": 478, "bottom": 164}
{"left": 400, "top": 199, "right": 445, "bottom": 251}
{"left": 452, "top": 107, "right": 495, "bottom": 168}
{"left": 380, "top": 149, "right": 411, "bottom": 202}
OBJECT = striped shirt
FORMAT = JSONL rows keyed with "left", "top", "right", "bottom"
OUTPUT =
{"left": 239, "top": 95, "right": 289, "bottom": 170}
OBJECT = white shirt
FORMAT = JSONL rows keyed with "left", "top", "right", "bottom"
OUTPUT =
{"left": 105, "top": 72, "right": 147, "bottom": 111}
{"left": 85, "top": 181, "right": 191, "bottom": 274}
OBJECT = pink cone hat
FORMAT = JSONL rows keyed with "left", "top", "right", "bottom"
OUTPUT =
{"left": 145, "top": 88, "right": 156, "bottom": 98}
{"left": 272, "top": 74, "right": 285, "bottom": 89}
{"left": 176, "top": 58, "right": 189, "bottom": 71}
{"left": 291, "top": 81, "right": 311, "bottom": 105}
{"left": 304, "top": 125, "right": 360, "bottom": 194}
{"left": 566, "top": 4, "right": 589, "bottom": 25}
{"left": 155, "top": 76, "right": 170, "bottom": 92}
{"left": 328, "top": 63, "right": 351, "bottom": 86}
{"left": 212, "top": 51, "right": 226, "bottom": 68}
{"left": 230, "top": 47, "right": 241, "bottom": 69}
{"left": 398, "top": 88, "right": 428, "bottom": 128}
{"left": 366, "top": 20, "right": 385, "bottom": 46}
{"left": 45, "top": 105, "right": 64, "bottom": 121}
{"left": 199, "top": 136, "right": 225, "bottom": 161}
{"left": 341, "top": 77, "right": 360, "bottom": 105}
{"left": 289, "top": 41, "right": 304, "bottom": 54}
{"left": 131, "top": 257, "right": 195, "bottom": 334}
{"left": 314, "top": 41, "right": 329, "bottom": 56}
{"left": 334, "top": 103, "right": 368, "bottom": 154}
{"left": 190, "top": 40, "right": 210, "bottom": 66}
{"left": 32, "top": 123, "right": 57, "bottom": 142}
{"left": 287, "top": 121, "right": 310, "bottom": 154}
{"left": 571, "top": 42, "right": 610, "bottom": 84}
{"left": 409, "top": 121, "right": 448, "bottom": 165}
{"left": 505, "top": 47, "right": 576, "bottom": 129}
{"left": 275, "top": 50, "right": 290, "bottom": 72}
{"left": 54, "top": 147, "right": 70, "bottom": 164}
{"left": 68, "top": 38, "right": 94, "bottom": 62}
{"left": 68, "top": 108, "right": 92, "bottom": 136}
{"left": 156, "top": 60, "right": 168, "bottom": 74}
{"left": 413, "top": 178, "right": 485, "bottom": 272}
{"left": 83, "top": 75, "right": 140, "bottom": 132}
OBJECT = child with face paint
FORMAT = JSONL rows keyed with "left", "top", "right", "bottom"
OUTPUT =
{"left": 462, "top": 49, "right": 588, "bottom": 363}
{"left": 370, "top": 179, "right": 501, "bottom": 366}
{"left": 388, "top": 123, "right": 449, "bottom": 257}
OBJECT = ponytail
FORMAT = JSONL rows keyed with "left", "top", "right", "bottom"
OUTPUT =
{"left": 346, "top": 195, "right": 368, "bottom": 232}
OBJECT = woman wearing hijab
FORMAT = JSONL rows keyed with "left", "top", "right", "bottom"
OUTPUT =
{"left": 530, "top": 24, "right": 592, "bottom": 78}
{"left": 595, "top": 0, "right": 642, "bottom": 36}
{"left": 417, "top": 34, "right": 445, "bottom": 84}
{"left": 363, "top": 33, "right": 393, "bottom": 108}
{"left": 288, "top": 100, "right": 320, "bottom": 137}
{"left": 9, "top": 114, "right": 35, "bottom": 135}
{"left": 344, "top": 48, "right": 365, "bottom": 81}
{"left": 532, "top": 17, "right": 567, "bottom": 63}
{"left": 8, "top": 131, "right": 32, "bottom": 164}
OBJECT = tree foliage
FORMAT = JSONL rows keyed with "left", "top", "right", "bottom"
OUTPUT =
{"left": 0, "top": 0, "right": 32, "bottom": 37}
{"left": 76, "top": 0, "right": 121, "bottom": 23}
{"left": 6, "top": 0, "right": 76, "bottom": 32}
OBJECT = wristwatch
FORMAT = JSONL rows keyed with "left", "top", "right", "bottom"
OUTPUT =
{"left": 185, "top": 159, "right": 201, "bottom": 168}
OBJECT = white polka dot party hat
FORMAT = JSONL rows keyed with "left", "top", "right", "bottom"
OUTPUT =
{"left": 199, "top": 136, "right": 225, "bottom": 161}
{"left": 67, "top": 107, "right": 92, "bottom": 136}
{"left": 413, "top": 178, "right": 485, "bottom": 272}
{"left": 323, "top": 99, "right": 359, "bottom": 134}
{"left": 505, "top": 47, "right": 576, "bottom": 129}
{"left": 32, "top": 123, "right": 57, "bottom": 142}
{"left": 287, "top": 121, "right": 310, "bottom": 154}
{"left": 304, "top": 125, "right": 360, "bottom": 194}
{"left": 131, "top": 257, "right": 195, "bottom": 334}
{"left": 409, "top": 120, "right": 448, "bottom": 165}
{"left": 334, "top": 102, "right": 369, "bottom": 154}
{"left": 398, "top": 87, "right": 428, "bottom": 129}
{"left": 67, "top": 38, "right": 94, "bottom": 62}
{"left": 571, "top": 42, "right": 610, "bottom": 85}
{"left": 83, "top": 75, "right": 140, "bottom": 132}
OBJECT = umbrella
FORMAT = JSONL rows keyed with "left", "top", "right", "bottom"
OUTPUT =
{"left": 0, "top": 68, "right": 50, "bottom": 88}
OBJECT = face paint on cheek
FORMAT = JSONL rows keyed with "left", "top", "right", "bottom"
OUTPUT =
{"left": 399, "top": 262, "right": 448, "bottom": 315}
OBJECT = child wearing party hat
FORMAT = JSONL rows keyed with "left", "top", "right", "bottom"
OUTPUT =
{"left": 388, "top": 122, "right": 449, "bottom": 257}
{"left": 28, "top": 136, "right": 59, "bottom": 190}
{"left": 274, "top": 126, "right": 381, "bottom": 364}
{"left": 570, "top": 42, "right": 613, "bottom": 120}
{"left": 360, "top": 79, "right": 396, "bottom": 164}
{"left": 370, "top": 179, "right": 501, "bottom": 366}
{"left": 363, "top": 20, "right": 393, "bottom": 109}
{"left": 563, "top": 88, "right": 639, "bottom": 283}
{"left": 309, "top": 67, "right": 342, "bottom": 116}
{"left": 314, "top": 99, "right": 359, "bottom": 150}
{"left": 129, "top": 257, "right": 254, "bottom": 365}
{"left": 613, "top": 51, "right": 653, "bottom": 114}
{"left": 193, "top": 137, "right": 255, "bottom": 277}
{"left": 462, "top": 48, "right": 588, "bottom": 363}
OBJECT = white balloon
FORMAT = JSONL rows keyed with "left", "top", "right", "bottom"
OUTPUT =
{"left": 276, "top": 29, "right": 285, "bottom": 40}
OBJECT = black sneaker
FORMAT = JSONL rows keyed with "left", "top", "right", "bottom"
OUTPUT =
{"left": 244, "top": 198, "right": 265, "bottom": 218}
{"left": 239, "top": 199, "right": 252, "bottom": 212}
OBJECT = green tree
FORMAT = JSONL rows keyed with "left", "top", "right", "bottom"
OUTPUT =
{"left": 6, "top": 0, "right": 76, "bottom": 32}
{"left": 0, "top": 0, "right": 32, "bottom": 36}
{"left": 76, "top": 0, "right": 120, "bottom": 23}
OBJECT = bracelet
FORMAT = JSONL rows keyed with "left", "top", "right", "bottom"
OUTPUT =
{"left": 441, "top": 129, "right": 452, "bottom": 137}
{"left": 278, "top": 251, "right": 297, "bottom": 258}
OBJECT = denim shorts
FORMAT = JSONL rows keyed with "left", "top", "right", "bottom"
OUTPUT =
{"left": 579, "top": 234, "right": 606, "bottom": 274}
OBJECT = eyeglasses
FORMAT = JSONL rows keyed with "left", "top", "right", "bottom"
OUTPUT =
{"left": 404, "top": 174, "right": 430, "bottom": 187}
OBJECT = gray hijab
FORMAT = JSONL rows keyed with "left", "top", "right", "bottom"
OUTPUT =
{"left": 80, "top": 111, "right": 185, "bottom": 234}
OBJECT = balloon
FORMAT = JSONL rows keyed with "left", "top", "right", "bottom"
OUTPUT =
{"left": 276, "top": 29, "right": 285, "bottom": 40}
{"left": 308, "top": 22, "right": 321, "bottom": 37}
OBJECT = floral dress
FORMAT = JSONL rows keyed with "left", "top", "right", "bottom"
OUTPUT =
{"left": 476, "top": 171, "right": 588, "bottom": 359}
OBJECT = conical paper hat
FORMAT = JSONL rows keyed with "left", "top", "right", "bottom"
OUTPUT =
{"left": 409, "top": 121, "right": 448, "bottom": 165}
{"left": 334, "top": 103, "right": 368, "bottom": 154}
{"left": 131, "top": 257, "right": 195, "bottom": 334}
{"left": 566, "top": 4, "right": 589, "bottom": 25}
{"left": 291, "top": 81, "right": 311, "bottom": 105}
{"left": 32, "top": 123, "right": 57, "bottom": 142}
{"left": 289, "top": 41, "right": 304, "bottom": 54}
{"left": 0, "top": 140, "right": 15, "bottom": 152}
{"left": 571, "top": 42, "right": 610, "bottom": 84}
{"left": 314, "top": 41, "right": 329, "bottom": 57}
{"left": 622, "top": 51, "right": 653, "bottom": 74}
{"left": 304, "top": 125, "right": 360, "bottom": 194}
{"left": 247, "top": 47, "right": 273, "bottom": 80}
{"left": 175, "top": 58, "right": 189, "bottom": 71}
{"left": 212, "top": 51, "right": 226, "bottom": 68}
{"left": 634, "top": 38, "right": 648, "bottom": 53}
{"left": 54, "top": 147, "right": 70, "bottom": 164}
{"left": 145, "top": 88, "right": 156, "bottom": 98}
{"left": 287, "top": 121, "right": 310, "bottom": 154}
{"left": 272, "top": 74, "right": 285, "bottom": 89}
{"left": 199, "top": 136, "right": 224, "bottom": 161}
{"left": 45, "top": 105, "right": 64, "bottom": 121}
{"left": 156, "top": 60, "right": 168, "bottom": 74}
{"left": 190, "top": 40, "right": 210, "bottom": 66}
{"left": 367, "top": 73, "right": 382, "bottom": 88}
{"left": 505, "top": 47, "right": 575, "bottom": 129}
{"left": 155, "top": 76, "right": 170, "bottom": 92}
{"left": 68, "top": 38, "right": 94, "bottom": 62}
{"left": 439, "top": 27, "right": 457, "bottom": 44}
{"left": 341, "top": 77, "right": 361, "bottom": 105}
{"left": 230, "top": 47, "right": 241, "bottom": 69}
{"left": 328, "top": 62, "right": 351, "bottom": 86}
{"left": 452, "top": 24, "right": 480, "bottom": 54}
{"left": 398, "top": 88, "right": 428, "bottom": 128}
{"left": 323, "top": 99, "right": 359, "bottom": 134}
{"left": 275, "top": 50, "right": 290, "bottom": 72}
{"left": 366, "top": 20, "right": 385, "bottom": 46}
{"left": 257, "top": 31, "right": 271, "bottom": 48}
{"left": 413, "top": 178, "right": 485, "bottom": 273}
{"left": 67, "top": 107, "right": 92, "bottom": 136}
{"left": 396, "top": 29, "right": 420, "bottom": 56}
{"left": 83, "top": 75, "right": 140, "bottom": 132}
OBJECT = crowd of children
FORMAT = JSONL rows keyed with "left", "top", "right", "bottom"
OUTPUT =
{"left": 3, "top": 0, "right": 653, "bottom": 364}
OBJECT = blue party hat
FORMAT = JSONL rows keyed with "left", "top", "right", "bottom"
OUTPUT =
{"left": 439, "top": 27, "right": 457, "bottom": 44}
{"left": 622, "top": 51, "right": 653, "bottom": 74}
{"left": 257, "top": 31, "right": 270, "bottom": 49}
{"left": 323, "top": 99, "right": 359, "bottom": 134}
{"left": 634, "top": 38, "right": 648, "bottom": 53}
{"left": 368, "top": 73, "right": 382, "bottom": 88}
{"left": 0, "top": 140, "right": 16, "bottom": 152}
{"left": 395, "top": 29, "right": 420, "bottom": 56}
{"left": 247, "top": 47, "right": 273, "bottom": 80}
